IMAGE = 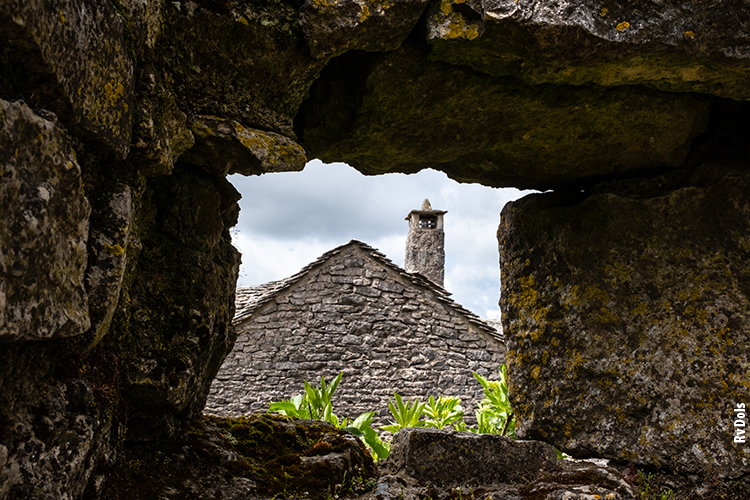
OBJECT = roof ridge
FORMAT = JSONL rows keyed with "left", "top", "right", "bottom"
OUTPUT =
{"left": 232, "top": 239, "right": 504, "bottom": 343}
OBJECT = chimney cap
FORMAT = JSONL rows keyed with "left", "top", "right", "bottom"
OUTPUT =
{"left": 405, "top": 198, "right": 447, "bottom": 219}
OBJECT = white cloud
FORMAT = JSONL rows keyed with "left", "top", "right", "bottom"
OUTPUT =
{"left": 232, "top": 232, "right": 339, "bottom": 285}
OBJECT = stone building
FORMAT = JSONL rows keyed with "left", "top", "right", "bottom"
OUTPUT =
{"left": 205, "top": 201, "right": 505, "bottom": 423}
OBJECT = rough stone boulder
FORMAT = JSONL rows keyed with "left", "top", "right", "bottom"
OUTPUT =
{"left": 369, "top": 427, "right": 636, "bottom": 499}
{"left": 3, "top": 0, "right": 750, "bottom": 496}
{"left": 0, "top": 99, "right": 91, "bottom": 342}
{"left": 427, "top": 0, "right": 750, "bottom": 100}
{"left": 300, "top": 0, "right": 430, "bottom": 58}
{"left": 0, "top": 341, "right": 115, "bottom": 500}
{"left": 120, "top": 164, "right": 241, "bottom": 441}
{"left": 181, "top": 115, "right": 308, "bottom": 176}
{"left": 156, "top": 0, "right": 324, "bottom": 139}
{"left": 0, "top": 0, "right": 134, "bottom": 158}
{"left": 498, "top": 164, "right": 750, "bottom": 478}
{"left": 100, "top": 414, "right": 376, "bottom": 500}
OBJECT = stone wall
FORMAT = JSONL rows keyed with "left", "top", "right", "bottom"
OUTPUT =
{"left": 205, "top": 242, "right": 505, "bottom": 425}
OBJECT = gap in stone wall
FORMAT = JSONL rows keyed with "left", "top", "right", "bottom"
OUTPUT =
{"left": 207, "top": 159, "right": 532, "bottom": 422}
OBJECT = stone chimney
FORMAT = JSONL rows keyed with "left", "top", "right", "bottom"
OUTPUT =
{"left": 404, "top": 199, "right": 447, "bottom": 286}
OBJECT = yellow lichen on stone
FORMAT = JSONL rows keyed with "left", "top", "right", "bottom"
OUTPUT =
{"left": 433, "top": 0, "right": 480, "bottom": 41}
{"left": 103, "top": 243, "right": 125, "bottom": 256}
{"left": 604, "top": 260, "right": 633, "bottom": 285}
{"left": 312, "top": 0, "right": 338, "bottom": 8}
{"left": 616, "top": 21, "right": 630, "bottom": 32}
{"left": 631, "top": 301, "right": 647, "bottom": 317}
{"left": 359, "top": 4, "right": 370, "bottom": 22}
{"left": 684, "top": 30, "right": 695, "bottom": 39}
{"left": 599, "top": 8, "right": 608, "bottom": 17}
{"left": 564, "top": 423, "right": 572, "bottom": 437}
{"left": 434, "top": 14, "right": 480, "bottom": 40}
{"left": 104, "top": 81, "right": 125, "bottom": 106}
{"left": 596, "top": 307, "right": 621, "bottom": 325}
{"left": 585, "top": 285, "right": 610, "bottom": 304}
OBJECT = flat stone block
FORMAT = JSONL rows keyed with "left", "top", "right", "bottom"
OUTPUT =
{"left": 383, "top": 428, "right": 559, "bottom": 487}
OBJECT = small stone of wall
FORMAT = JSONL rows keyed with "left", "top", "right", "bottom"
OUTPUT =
{"left": 205, "top": 243, "right": 505, "bottom": 425}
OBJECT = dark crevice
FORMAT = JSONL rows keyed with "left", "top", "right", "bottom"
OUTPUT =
{"left": 293, "top": 50, "right": 380, "bottom": 148}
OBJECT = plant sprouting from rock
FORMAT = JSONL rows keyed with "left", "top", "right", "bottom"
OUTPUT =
{"left": 380, "top": 393, "right": 427, "bottom": 433}
{"left": 472, "top": 364, "right": 515, "bottom": 438}
{"left": 268, "top": 372, "right": 391, "bottom": 460}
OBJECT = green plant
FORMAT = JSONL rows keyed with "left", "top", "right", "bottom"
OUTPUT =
{"left": 267, "top": 373, "right": 390, "bottom": 460}
{"left": 638, "top": 470, "right": 652, "bottom": 499}
{"left": 380, "top": 394, "right": 427, "bottom": 433}
{"left": 423, "top": 396, "right": 465, "bottom": 430}
{"left": 268, "top": 394, "right": 309, "bottom": 419}
{"left": 343, "top": 411, "right": 391, "bottom": 461}
{"left": 472, "top": 365, "right": 516, "bottom": 438}
{"left": 465, "top": 408, "right": 501, "bottom": 435}
{"left": 304, "top": 372, "right": 343, "bottom": 421}
{"left": 636, "top": 470, "right": 674, "bottom": 500}
{"left": 267, "top": 373, "right": 343, "bottom": 425}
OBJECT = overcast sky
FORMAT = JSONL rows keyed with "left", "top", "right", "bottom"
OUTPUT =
{"left": 229, "top": 160, "right": 531, "bottom": 319}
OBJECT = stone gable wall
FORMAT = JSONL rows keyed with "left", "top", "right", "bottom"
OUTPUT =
{"left": 205, "top": 244, "right": 505, "bottom": 425}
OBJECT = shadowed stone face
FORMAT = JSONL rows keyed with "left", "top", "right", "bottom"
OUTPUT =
{"left": 299, "top": 44, "right": 711, "bottom": 190}
{"left": 0, "top": 99, "right": 91, "bottom": 342}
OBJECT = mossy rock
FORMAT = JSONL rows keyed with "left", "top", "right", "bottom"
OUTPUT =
{"left": 300, "top": 43, "right": 710, "bottom": 191}
{"left": 99, "top": 414, "right": 376, "bottom": 500}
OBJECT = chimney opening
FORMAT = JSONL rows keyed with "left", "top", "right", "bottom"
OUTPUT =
{"left": 419, "top": 215, "right": 437, "bottom": 229}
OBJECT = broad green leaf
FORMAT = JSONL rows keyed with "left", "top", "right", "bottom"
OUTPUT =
{"left": 363, "top": 426, "right": 390, "bottom": 461}
{"left": 350, "top": 411, "right": 375, "bottom": 431}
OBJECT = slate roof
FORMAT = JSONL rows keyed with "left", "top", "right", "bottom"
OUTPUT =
{"left": 233, "top": 240, "right": 504, "bottom": 343}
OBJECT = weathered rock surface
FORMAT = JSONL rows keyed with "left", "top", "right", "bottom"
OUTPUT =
{"left": 370, "top": 427, "right": 637, "bottom": 500}
{"left": 85, "top": 184, "right": 133, "bottom": 347}
{"left": 0, "top": 341, "right": 116, "bottom": 500}
{"left": 0, "top": 99, "right": 91, "bottom": 342}
{"left": 300, "top": 43, "right": 711, "bottom": 190}
{"left": 157, "top": 1, "right": 325, "bottom": 138}
{"left": 300, "top": 0, "right": 430, "bottom": 59}
{"left": 427, "top": 0, "right": 750, "bottom": 100}
{"left": 383, "top": 427, "right": 559, "bottom": 486}
{"left": 119, "top": 164, "right": 241, "bottom": 441}
{"left": 100, "top": 414, "right": 376, "bottom": 500}
{"left": 0, "top": 0, "right": 134, "bottom": 158}
{"left": 499, "top": 165, "right": 750, "bottom": 478}
{"left": 181, "top": 115, "right": 307, "bottom": 176}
